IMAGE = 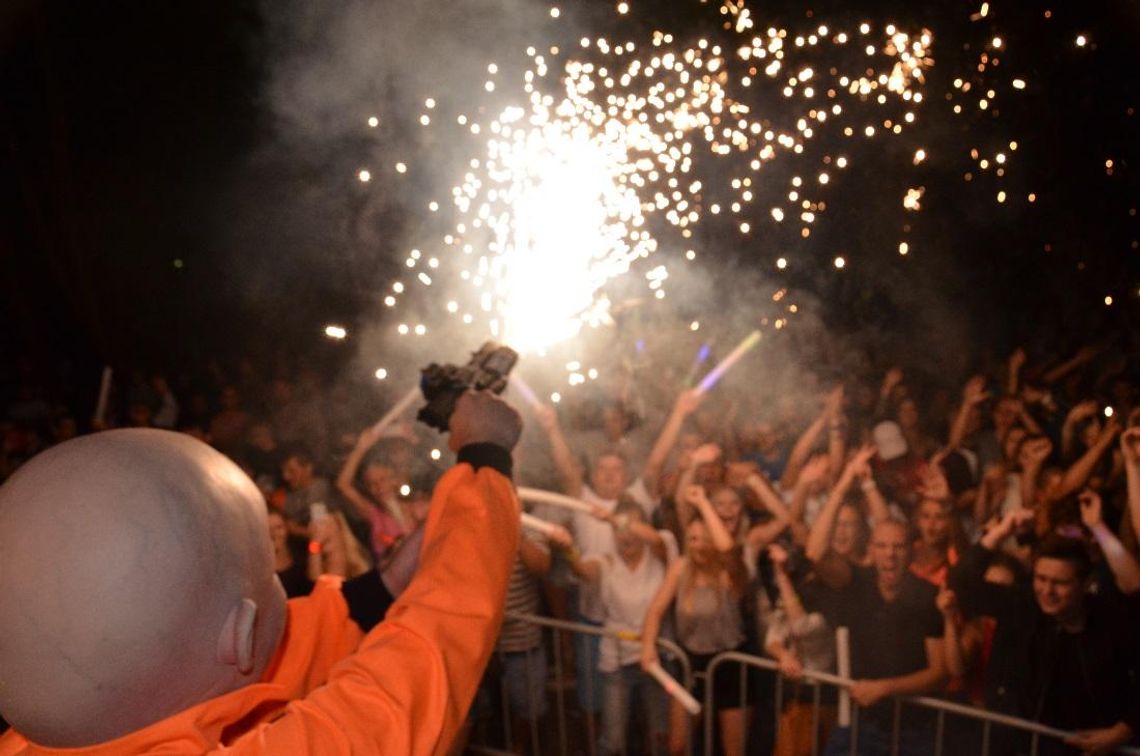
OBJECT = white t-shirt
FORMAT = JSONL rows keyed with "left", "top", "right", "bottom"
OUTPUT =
{"left": 587, "top": 530, "right": 679, "bottom": 672}
{"left": 573, "top": 478, "right": 657, "bottom": 621}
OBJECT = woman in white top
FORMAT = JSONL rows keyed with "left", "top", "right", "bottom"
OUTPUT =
{"left": 571, "top": 497, "right": 679, "bottom": 756}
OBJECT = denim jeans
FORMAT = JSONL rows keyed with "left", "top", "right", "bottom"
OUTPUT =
{"left": 502, "top": 647, "right": 548, "bottom": 721}
{"left": 574, "top": 617, "right": 604, "bottom": 712}
{"left": 599, "top": 663, "right": 667, "bottom": 756}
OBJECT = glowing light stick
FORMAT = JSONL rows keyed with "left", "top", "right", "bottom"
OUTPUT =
{"left": 696, "top": 330, "right": 761, "bottom": 395}
{"left": 517, "top": 487, "right": 593, "bottom": 514}
{"left": 93, "top": 366, "right": 112, "bottom": 427}
{"left": 520, "top": 512, "right": 560, "bottom": 537}
{"left": 836, "top": 626, "right": 852, "bottom": 726}
{"left": 647, "top": 662, "right": 701, "bottom": 716}
{"left": 371, "top": 385, "right": 422, "bottom": 435}
{"left": 511, "top": 374, "right": 541, "bottom": 409}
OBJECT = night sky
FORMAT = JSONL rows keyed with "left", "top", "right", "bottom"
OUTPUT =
{"left": 1, "top": 0, "right": 1137, "bottom": 382}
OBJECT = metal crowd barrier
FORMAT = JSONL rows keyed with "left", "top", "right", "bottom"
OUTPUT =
{"left": 477, "top": 613, "right": 1140, "bottom": 756}
{"left": 466, "top": 612, "right": 694, "bottom": 756}
{"left": 704, "top": 650, "right": 1140, "bottom": 756}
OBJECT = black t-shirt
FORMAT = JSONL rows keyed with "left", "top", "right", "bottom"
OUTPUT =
{"left": 835, "top": 567, "right": 941, "bottom": 680}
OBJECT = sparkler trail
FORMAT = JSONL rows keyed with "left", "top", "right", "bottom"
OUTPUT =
{"left": 360, "top": 0, "right": 1034, "bottom": 390}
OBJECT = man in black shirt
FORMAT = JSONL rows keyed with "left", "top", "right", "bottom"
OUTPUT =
{"left": 952, "top": 509, "right": 1140, "bottom": 755}
{"left": 819, "top": 518, "right": 947, "bottom": 756}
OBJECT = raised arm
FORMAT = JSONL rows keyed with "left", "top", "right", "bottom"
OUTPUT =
{"left": 640, "top": 558, "right": 684, "bottom": 671}
{"left": 534, "top": 404, "right": 585, "bottom": 496}
{"left": 1006, "top": 348, "right": 1026, "bottom": 397}
{"left": 336, "top": 425, "right": 387, "bottom": 521}
{"left": 1080, "top": 490, "right": 1140, "bottom": 595}
{"left": 1041, "top": 345, "right": 1099, "bottom": 386}
{"left": 1124, "top": 429, "right": 1140, "bottom": 544}
{"left": 1053, "top": 417, "right": 1121, "bottom": 502}
{"left": 685, "top": 484, "right": 735, "bottom": 553}
{"left": 641, "top": 389, "right": 703, "bottom": 498}
{"left": 780, "top": 387, "right": 842, "bottom": 490}
{"left": 1017, "top": 436, "right": 1053, "bottom": 514}
{"left": 805, "top": 445, "right": 877, "bottom": 564}
{"left": 675, "top": 443, "right": 721, "bottom": 526}
{"left": 743, "top": 472, "right": 797, "bottom": 548}
{"left": 1061, "top": 400, "right": 1099, "bottom": 460}
{"left": 587, "top": 503, "right": 668, "bottom": 562}
{"left": 947, "top": 376, "right": 990, "bottom": 451}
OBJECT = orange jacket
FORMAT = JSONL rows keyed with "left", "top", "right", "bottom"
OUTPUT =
{"left": 0, "top": 462, "right": 519, "bottom": 755}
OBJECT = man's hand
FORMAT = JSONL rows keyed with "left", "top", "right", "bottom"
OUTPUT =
{"left": 447, "top": 391, "right": 523, "bottom": 452}
{"left": 849, "top": 679, "right": 891, "bottom": 708}
{"left": 1009, "top": 348, "right": 1027, "bottom": 372}
{"left": 1064, "top": 722, "right": 1133, "bottom": 756}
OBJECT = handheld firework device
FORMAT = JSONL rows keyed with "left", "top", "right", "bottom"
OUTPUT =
{"left": 417, "top": 342, "right": 519, "bottom": 432}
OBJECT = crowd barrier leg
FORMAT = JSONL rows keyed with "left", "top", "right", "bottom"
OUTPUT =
{"left": 981, "top": 720, "right": 991, "bottom": 756}
{"left": 848, "top": 702, "right": 859, "bottom": 756}
{"left": 890, "top": 698, "right": 901, "bottom": 756}
{"left": 933, "top": 709, "right": 945, "bottom": 756}
{"left": 551, "top": 627, "right": 568, "bottom": 756}
{"left": 811, "top": 683, "right": 822, "bottom": 756}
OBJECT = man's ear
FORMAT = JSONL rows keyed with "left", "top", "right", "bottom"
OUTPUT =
{"left": 217, "top": 598, "right": 259, "bottom": 674}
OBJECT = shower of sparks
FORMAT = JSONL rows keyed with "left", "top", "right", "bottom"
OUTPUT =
{"left": 374, "top": 4, "right": 936, "bottom": 358}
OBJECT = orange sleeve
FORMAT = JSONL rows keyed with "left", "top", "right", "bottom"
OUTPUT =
{"left": 224, "top": 463, "right": 520, "bottom": 756}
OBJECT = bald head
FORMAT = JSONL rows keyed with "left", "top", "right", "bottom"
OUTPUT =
{"left": 0, "top": 429, "right": 286, "bottom": 747}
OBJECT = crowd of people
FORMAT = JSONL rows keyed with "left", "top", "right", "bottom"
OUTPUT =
{"left": 2, "top": 338, "right": 1140, "bottom": 755}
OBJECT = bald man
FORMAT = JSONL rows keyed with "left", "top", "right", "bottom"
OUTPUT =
{"left": 0, "top": 391, "right": 522, "bottom": 755}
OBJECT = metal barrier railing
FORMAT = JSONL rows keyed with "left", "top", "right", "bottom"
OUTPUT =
{"left": 704, "top": 650, "right": 1140, "bottom": 756}
{"left": 477, "top": 613, "right": 1140, "bottom": 755}
{"left": 468, "top": 612, "right": 694, "bottom": 756}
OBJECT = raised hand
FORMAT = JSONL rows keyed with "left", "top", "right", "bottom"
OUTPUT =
{"left": 1078, "top": 489, "right": 1103, "bottom": 530}
{"left": 1066, "top": 400, "right": 1099, "bottom": 425}
{"left": 936, "top": 587, "right": 959, "bottom": 618}
{"left": 962, "top": 375, "right": 991, "bottom": 407}
{"left": 691, "top": 442, "right": 723, "bottom": 467}
{"left": 823, "top": 385, "right": 846, "bottom": 419}
{"left": 1122, "top": 427, "right": 1140, "bottom": 467}
{"left": 1018, "top": 436, "right": 1053, "bottom": 468}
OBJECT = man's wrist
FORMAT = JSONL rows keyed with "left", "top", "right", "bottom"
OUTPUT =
{"left": 457, "top": 443, "right": 513, "bottom": 479}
